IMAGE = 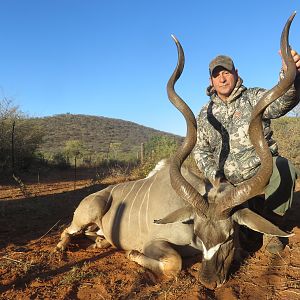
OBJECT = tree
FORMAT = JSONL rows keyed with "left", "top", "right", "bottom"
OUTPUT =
{"left": 0, "top": 99, "right": 19, "bottom": 171}
{"left": 0, "top": 98, "right": 44, "bottom": 173}
{"left": 52, "top": 152, "right": 69, "bottom": 169}
{"left": 144, "top": 135, "right": 178, "bottom": 160}
{"left": 64, "top": 140, "right": 85, "bottom": 166}
{"left": 64, "top": 140, "right": 86, "bottom": 189}
{"left": 12, "top": 119, "right": 44, "bottom": 169}
{"left": 108, "top": 142, "right": 122, "bottom": 160}
{"left": 0, "top": 98, "right": 20, "bottom": 119}
{"left": 134, "top": 135, "right": 179, "bottom": 177}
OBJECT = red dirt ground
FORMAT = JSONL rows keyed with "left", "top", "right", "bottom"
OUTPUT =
{"left": 0, "top": 177, "right": 300, "bottom": 300}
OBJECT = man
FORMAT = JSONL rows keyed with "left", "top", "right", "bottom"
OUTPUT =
{"left": 193, "top": 52, "right": 300, "bottom": 254}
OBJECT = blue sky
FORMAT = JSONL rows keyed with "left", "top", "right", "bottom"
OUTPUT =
{"left": 0, "top": 1, "right": 299, "bottom": 136}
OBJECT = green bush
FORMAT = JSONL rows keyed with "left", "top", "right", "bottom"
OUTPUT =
{"left": 132, "top": 135, "right": 179, "bottom": 178}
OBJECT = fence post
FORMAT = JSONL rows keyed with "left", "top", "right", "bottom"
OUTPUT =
{"left": 11, "top": 120, "right": 15, "bottom": 174}
{"left": 74, "top": 156, "right": 77, "bottom": 190}
{"left": 140, "top": 142, "right": 144, "bottom": 164}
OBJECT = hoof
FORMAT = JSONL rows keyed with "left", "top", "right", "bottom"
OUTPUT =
{"left": 126, "top": 250, "right": 141, "bottom": 260}
{"left": 55, "top": 242, "right": 66, "bottom": 252}
{"left": 94, "top": 236, "right": 111, "bottom": 249}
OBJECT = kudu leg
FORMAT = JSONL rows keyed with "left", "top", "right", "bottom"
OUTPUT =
{"left": 85, "top": 227, "right": 111, "bottom": 249}
{"left": 56, "top": 222, "right": 84, "bottom": 251}
{"left": 56, "top": 222, "right": 111, "bottom": 251}
{"left": 127, "top": 240, "right": 182, "bottom": 277}
{"left": 56, "top": 191, "right": 112, "bottom": 251}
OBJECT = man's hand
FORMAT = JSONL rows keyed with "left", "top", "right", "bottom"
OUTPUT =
{"left": 279, "top": 49, "right": 300, "bottom": 73}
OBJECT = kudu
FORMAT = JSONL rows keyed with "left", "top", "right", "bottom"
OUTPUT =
{"left": 56, "top": 13, "right": 296, "bottom": 289}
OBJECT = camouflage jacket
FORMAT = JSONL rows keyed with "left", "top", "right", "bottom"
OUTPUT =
{"left": 193, "top": 76, "right": 300, "bottom": 185}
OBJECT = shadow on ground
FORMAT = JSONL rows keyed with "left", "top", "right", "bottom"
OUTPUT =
{"left": 0, "top": 183, "right": 107, "bottom": 249}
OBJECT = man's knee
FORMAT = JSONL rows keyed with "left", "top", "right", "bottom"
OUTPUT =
{"left": 264, "top": 156, "right": 297, "bottom": 216}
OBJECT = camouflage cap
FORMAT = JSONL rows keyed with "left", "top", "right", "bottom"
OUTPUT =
{"left": 209, "top": 55, "right": 235, "bottom": 75}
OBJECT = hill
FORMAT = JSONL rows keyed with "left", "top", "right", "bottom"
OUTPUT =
{"left": 30, "top": 114, "right": 299, "bottom": 167}
{"left": 32, "top": 113, "right": 182, "bottom": 160}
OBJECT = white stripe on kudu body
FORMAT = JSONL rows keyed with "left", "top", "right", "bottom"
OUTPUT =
{"left": 139, "top": 173, "right": 159, "bottom": 237}
{"left": 145, "top": 175, "right": 157, "bottom": 232}
{"left": 108, "top": 182, "right": 133, "bottom": 229}
{"left": 127, "top": 179, "right": 148, "bottom": 234}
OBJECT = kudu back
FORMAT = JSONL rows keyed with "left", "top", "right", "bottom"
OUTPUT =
{"left": 56, "top": 13, "right": 296, "bottom": 289}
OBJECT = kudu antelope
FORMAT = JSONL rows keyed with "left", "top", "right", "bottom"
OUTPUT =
{"left": 56, "top": 13, "right": 296, "bottom": 289}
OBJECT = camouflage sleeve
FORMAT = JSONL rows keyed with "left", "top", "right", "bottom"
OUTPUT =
{"left": 249, "top": 71, "right": 300, "bottom": 119}
{"left": 193, "top": 112, "right": 219, "bottom": 182}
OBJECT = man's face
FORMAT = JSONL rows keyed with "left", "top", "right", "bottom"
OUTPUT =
{"left": 210, "top": 66, "right": 238, "bottom": 101}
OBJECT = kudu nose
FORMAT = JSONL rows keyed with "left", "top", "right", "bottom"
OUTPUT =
{"left": 201, "top": 279, "right": 218, "bottom": 290}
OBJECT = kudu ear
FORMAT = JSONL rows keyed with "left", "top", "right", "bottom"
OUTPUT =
{"left": 232, "top": 208, "right": 293, "bottom": 237}
{"left": 154, "top": 206, "right": 194, "bottom": 224}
